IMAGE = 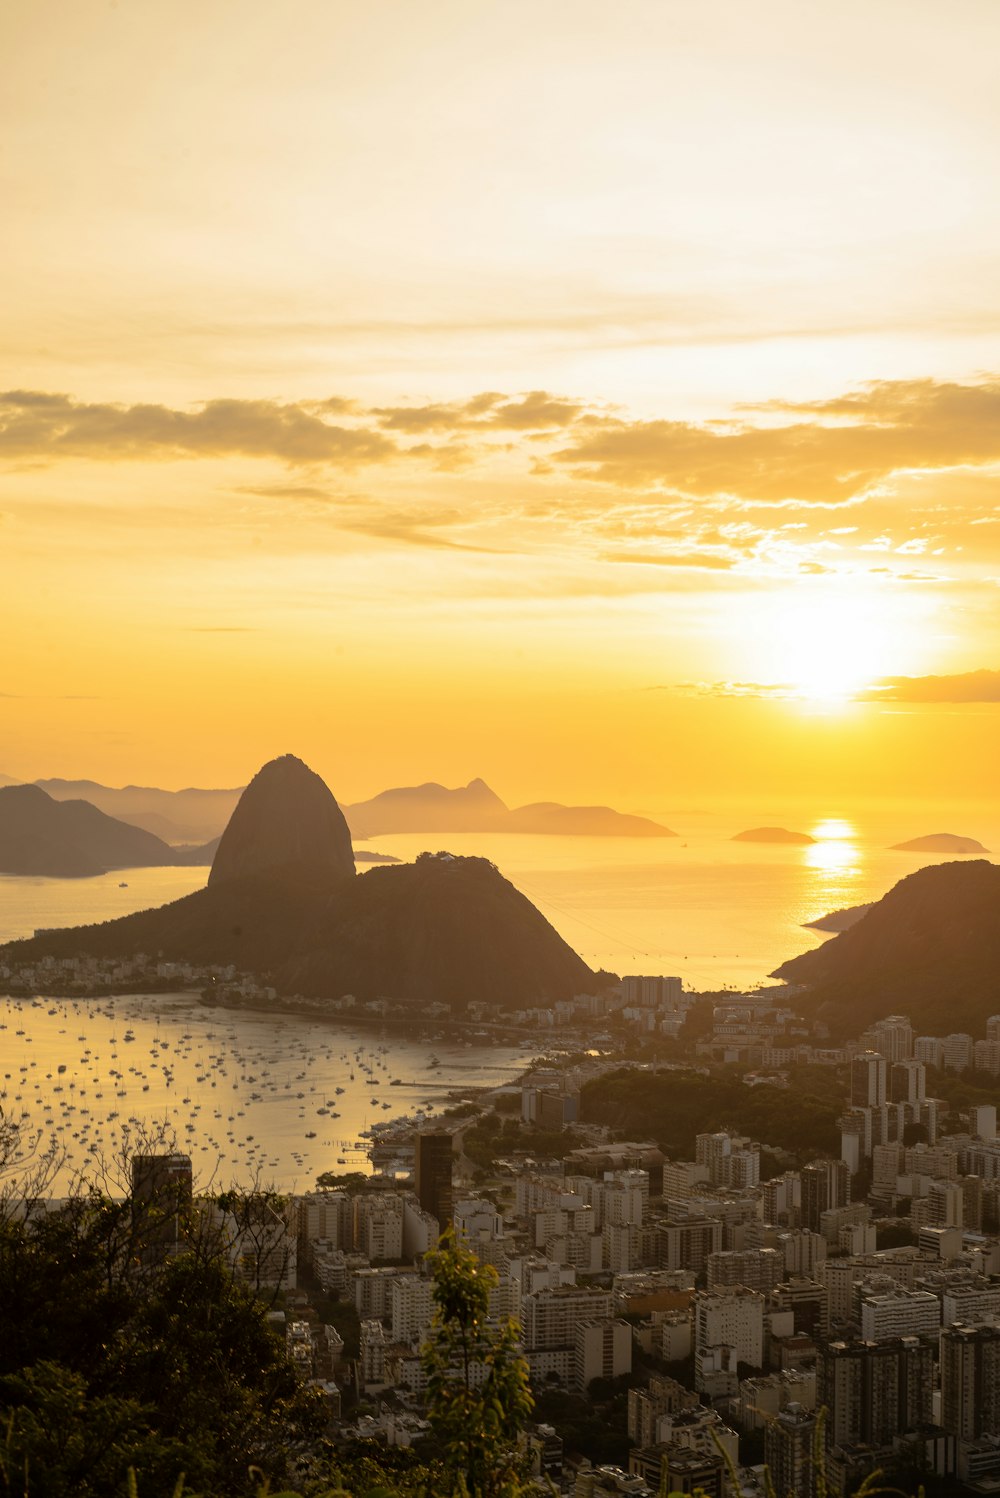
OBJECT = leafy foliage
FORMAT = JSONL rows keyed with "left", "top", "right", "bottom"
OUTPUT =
{"left": 581, "top": 1065, "right": 844, "bottom": 1161}
{"left": 0, "top": 1191, "right": 322, "bottom": 1497}
{"left": 420, "top": 1232, "right": 533, "bottom": 1498}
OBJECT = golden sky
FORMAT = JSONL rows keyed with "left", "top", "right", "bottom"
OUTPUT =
{"left": 3, "top": 0, "right": 1000, "bottom": 806}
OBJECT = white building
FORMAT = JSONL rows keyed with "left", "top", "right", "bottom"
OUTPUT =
{"left": 860, "top": 1289, "right": 941, "bottom": 1342}
{"left": 695, "top": 1287, "right": 764, "bottom": 1370}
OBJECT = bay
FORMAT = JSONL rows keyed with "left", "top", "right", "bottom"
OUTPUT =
{"left": 2, "top": 800, "right": 997, "bottom": 1193}
{"left": 0, "top": 988, "right": 528, "bottom": 1195}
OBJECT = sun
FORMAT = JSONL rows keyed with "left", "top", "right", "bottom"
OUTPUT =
{"left": 740, "top": 583, "right": 928, "bottom": 706}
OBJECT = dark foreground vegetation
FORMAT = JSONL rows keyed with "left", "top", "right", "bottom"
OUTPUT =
{"left": 581, "top": 1064, "right": 844, "bottom": 1162}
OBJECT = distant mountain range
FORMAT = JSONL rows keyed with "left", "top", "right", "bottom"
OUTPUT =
{"left": 343, "top": 779, "right": 676, "bottom": 839}
{"left": 774, "top": 859, "right": 1000, "bottom": 1037}
{"left": 0, "top": 785, "right": 218, "bottom": 877}
{"left": 30, "top": 778, "right": 242, "bottom": 844}
{"left": 3, "top": 755, "right": 600, "bottom": 1010}
{"left": 0, "top": 772, "right": 675, "bottom": 845}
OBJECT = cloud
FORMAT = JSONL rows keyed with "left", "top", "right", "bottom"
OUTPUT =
{"left": 860, "top": 669, "right": 1000, "bottom": 702}
{"left": 551, "top": 377, "right": 1000, "bottom": 503}
{"left": 601, "top": 549, "right": 736, "bottom": 570}
{"left": 234, "top": 482, "right": 335, "bottom": 501}
{"left": 0, "top": 392, "right": 396, "bottom": 468}
{"left": 657, "top": 681, "right": 800, "bottom": 698}
{"left": 371, "top": 389, "right": 582, "bottom": 434}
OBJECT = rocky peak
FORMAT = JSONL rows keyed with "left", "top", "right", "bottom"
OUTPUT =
{"left": 208, "top": 754, "right": 355, "bottom": 889}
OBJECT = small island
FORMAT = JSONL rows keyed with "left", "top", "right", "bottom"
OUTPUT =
{"left": 891, "top": 833, "right": 989, "bottom": 854}
{"left": 732, "top": 826, "right": 815, "bottom": 845}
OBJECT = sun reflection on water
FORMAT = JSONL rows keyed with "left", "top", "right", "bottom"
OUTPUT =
{"left": 803, "top": 817, "right": 862, "bottom": 881}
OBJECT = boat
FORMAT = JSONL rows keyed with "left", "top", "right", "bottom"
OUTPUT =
{"left": 118, "top": 881, "right": 128, "bottom": 888}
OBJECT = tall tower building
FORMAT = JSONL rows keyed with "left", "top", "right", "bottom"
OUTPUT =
{"left": 870, "top": 1016, "right": 914, "bottom": 1063}
{"left": 851, "top": 1051, "right": 887, "bottom": 1108}
{"left": 940, "top": 1323, "right": 1000, "bottom": 1441}
{"left": 415, "top": 1131, "right": 454, "bottom": 1233}
{"left": 890, "top": 1058, "right": 926, "bottom": 1104}
{"left": 801, "top": 1160, "right": 850, "bottom": 1234}
{"left": 131, "top": 1152, "right": 193, "bottom": 1262}
{"left": 818, "top": 1337, "right": 933, "bottom": 1451}
{"left": 765, "top": 1403, "right": 817, "bottom": 1498}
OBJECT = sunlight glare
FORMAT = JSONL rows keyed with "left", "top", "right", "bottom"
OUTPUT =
{"left": 811, "top": 818, "right": 855, "bottom": 841}
{"left": 804, "top": 838, "right": 861, "bottom": 876}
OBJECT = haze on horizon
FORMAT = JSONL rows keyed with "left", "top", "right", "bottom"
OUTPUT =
{"left": 3, "top": 0, "right": 1000, "bottom": 810}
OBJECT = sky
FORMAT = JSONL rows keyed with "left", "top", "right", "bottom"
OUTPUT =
{"left": 3, "top": 0, "right": 1000, "bottom": 809}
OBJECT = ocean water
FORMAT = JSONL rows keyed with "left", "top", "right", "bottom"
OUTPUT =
{"left": 366, "top": 805, "right": 1000, "bottom": 991}
{"left": 2, "top": 806, "right": 996, "bottom": 1191}
{"left": 0, "top": 988, "right": 528, "bottom": 1194}
{"left": 2, "top": 804, "right": 998, "bottom": 991}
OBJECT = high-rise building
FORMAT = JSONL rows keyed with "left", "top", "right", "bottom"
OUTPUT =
{"left": 131, "top": 1152, "right": 193, "bottom": 1261}
{"left": 574, "top": 1318, "right": 632, "bottom": 1392}
{"left": 801, "top": 1160, "right": 850, "bottom": 1233}
{"left": 415, "top": 1131, "right": 454, "bottom": 1232}
{"left": 859, "top": 1289, "right": 941, "bottom": 1342}
{"left": 695, "top": 1287, "right": 765, "bottom": 1370}
{"left": 913, "top": 1035, "right": 942, "bottom": 1067}
{"left": 890, "top": 1058, "right": 926, "bottom": 1104}
{"left": 940, "top": 1323, "right": 1000, "bottom": 1441}
{"left": 851, "top": 1052, "right": 887, "bottom": 1108}
{"left": 655, "top": 1216, "right": 723, "bottom": 1274}
{"left": 867, "top": 1016, "right": 914, "bottom": 1064}
{"left": 765, "top": 1402, "right": 817, "bottom": 1498}
{"left": 942, "top": 1033, "right": 974, "bottom": 1073}
{"left": 818, "top": 1337, "right": 933, "bottom": 1451}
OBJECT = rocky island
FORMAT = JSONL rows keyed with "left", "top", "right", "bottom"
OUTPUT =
{"left": 891, "top": 832, "right": 989, "bottom": 854}
{"left": 732, "top": 826, "right": 815, "bottom": 845}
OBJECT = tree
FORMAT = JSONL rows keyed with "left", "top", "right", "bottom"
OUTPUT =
{"left": 421, "top": 1231, "right": 533, "bottom": 1498}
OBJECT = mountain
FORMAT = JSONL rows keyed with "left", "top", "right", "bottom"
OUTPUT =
{"left": 504, "top": 802, "right": 674, "bottom": 836}
{"left": 345, "top": 778, "right": 508, "bottom": 836}
{"left": 0, "top": 784, "right": 185, "bottom": 877}
{"left": 26, "top": 773, "right": 675, "bottom": 842}
{"left": 3, "top": 759, "right": 598, "bottom": 1011}
{"left": 732, "top": 827, "right": 815, "bottom": 845}
{"left": 344, "top": 778, "right": 675, "bottom": 838}
{"left": 773, "top": 859, "right": 1000, "bottom": 1037}
{"left": 891, "top": 833, "right": 989, "bottom": 854}
{"left": 209, "top": 754, "right": 355, "bottom": 889}
{"left": 34, "top": 778, "right": 242, "bottom": 845}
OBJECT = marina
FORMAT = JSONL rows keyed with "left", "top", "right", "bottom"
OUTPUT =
{"left": 0, "top": 989, "right": 528, "bottom": 1195}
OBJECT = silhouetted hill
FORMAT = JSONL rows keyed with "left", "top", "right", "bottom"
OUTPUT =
{"left": 5, "top": 853, "right": 596, "bottom": 1011}
{"left": 34, "top": 778, "right": 242, "bottom": 844}
{"left": 505, "top": 802, "right": 675, "bottom": 836}
{"left": 345, "top": 778, "right": 508, "bottom": 836}
{"left": 0, "top": 785, "right": 186, "bottom": 877}
{"left": 733, "top": 826, "right": 814, "bottom": 845}
{"left": 208, "top": 754, "right": 355, "bottom": 889}
{"left": 891, "top": 833, "right": 989, "bottom": 854}
{"left": 773, "top": 859, "right": 1000, "bottom": 1037}
{"left": 284, "top": 852, "right": 597, "bottom": 1008}
{"left": 4, "top": 761, "right": 597, "bottom": 1011}
{"left": 345, "top": 778, "right": 675, "bottom": 838}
